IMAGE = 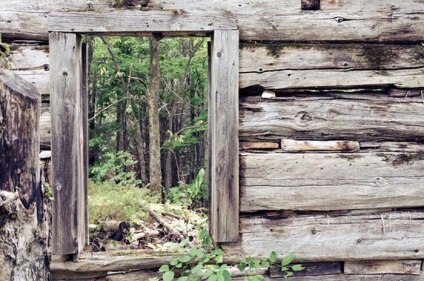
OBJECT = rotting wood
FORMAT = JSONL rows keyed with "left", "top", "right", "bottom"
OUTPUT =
{"left": 344, "top": 260, "right": 422, "bottom": 275}
{"left": 270, "top": 262, "right": 342, "bottom": 277}
{"left": 2, "top": 0, "right": 424, "bottom": 42}
{"left": 0, "top": 69, "right": 50, "bottom": 280}
{"left": 209, "top": 29, "right": 239, "bottom": 243}
{"left": 240, "top": 152, "right": 424, "bottom": 212}
{"left": 240, "top": 142, "right": 279, "bottom": 150}
{"left": 222, "top": 210, "right": 424, "bottom": 262}
{"left": 239, "top": 95, "right": 424, "bottom": 142}
{"left": 280, "top": 139, "right": 360, "bottom": 152}
{"left": 50, "top": 32, "right": 87, "bottom": 255}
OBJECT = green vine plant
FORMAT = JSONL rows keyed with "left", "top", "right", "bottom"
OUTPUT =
{"left": 149, "top": 223, "right": 304, "bottom": 281}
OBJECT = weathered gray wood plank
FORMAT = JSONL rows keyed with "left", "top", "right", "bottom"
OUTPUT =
{"left": 50, "top": 32, "right": 87, "bottom": 255}
{"left": 240, "top": 95, "right": 424, "bottom": 142}
{"left": 209, "top": 29, "right": 239, "bottom": 242}
{"left": 241, "top": 152, "right": 424, "bottom": 212}
{"left": 233, "top": 274, "right": 424, "bottom": 281}
{"left": 223, "top": 210, "right": 424, "bottom": 261}
{"left": 10, "top": 44, "right": 50, "bottom": 96}
{"left": 2, "top": 0, "right": 424, "bottom": 42}
{"left": 240, "top": 68, "right": 423, "bottom": 90}
{"left": 344, "top": 260, "right": 422, "bottom": 275}
{"left": 40, "top": 103, "right": 51, "bottom": 149}
{"left": 240, "top": 43, "right": 424, "bottom": 73}
{"left": 48, "top": 11, "right": 237, "bottom": 33}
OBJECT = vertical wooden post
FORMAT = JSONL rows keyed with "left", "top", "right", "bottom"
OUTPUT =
{"left": 50, "top": 32, "right": 87, "bottom": 255}
{"left": 209, "top": 29, "right": 239, "bottom": 242}
{"left": 81, "top": 42, "right": 89, "bottom": 245}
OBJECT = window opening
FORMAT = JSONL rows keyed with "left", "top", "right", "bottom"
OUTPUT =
{"left": 85, "top": 35, "right": 210, "bottom": 252}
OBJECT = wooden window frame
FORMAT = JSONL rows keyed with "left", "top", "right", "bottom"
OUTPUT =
{"left": 49, "top": 12, "right": 239, "bottom": 255}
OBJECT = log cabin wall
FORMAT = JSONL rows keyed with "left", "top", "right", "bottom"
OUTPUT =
{"left": 2, "top": 0, "right": 424, "bottom": 279}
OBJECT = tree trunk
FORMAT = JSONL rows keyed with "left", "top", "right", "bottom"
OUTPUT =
{"left": 0, "top": 69, "right": 50, "bottom": 280}
{"left": 148, "top": 34, "right": 163, "bottom": 202}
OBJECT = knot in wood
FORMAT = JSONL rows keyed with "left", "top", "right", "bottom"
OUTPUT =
{"left": 294, "top": 111, "right": 313, "bottom": 127}
{"left": 334, "top": 16, "right": 345, "bottom": 23}
{"left": 217, "top": 52, "right": 222, "bottom": 58}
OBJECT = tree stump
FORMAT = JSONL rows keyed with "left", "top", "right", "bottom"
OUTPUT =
{"left": 0, "top": 69, "right": 50, "bottom": 280}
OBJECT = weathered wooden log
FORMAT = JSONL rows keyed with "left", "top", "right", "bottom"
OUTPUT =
{"left": 240, "top": 94, "right": 424, "bottom": 142}
{"left": 2, "top": 0, "right": 424, "bottom": 42}
{"left": 233, "top": 274, "right": 424, "bottom": 281}
{"left": 223, "top": 210, "right": 424, "bottom": 262}
{"left": 148, "top": 209, "right": 183, "bottom": 240}
{"left": 0, "top": 68, "right": 49, "bottom": 280}
{"left": 10, "top": 44, "right": 50, "bottom": 96}
{"left": 344, "top": 260, "right": 422, "bottom": 275}
{"left": 241, "top": 152, "right": 424, "bottom": 212}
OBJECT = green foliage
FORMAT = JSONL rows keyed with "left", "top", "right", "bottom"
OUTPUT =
{"left": 167, "top": 168, "right": 207, "bottom": 208}
{"left": 90, "top": 150, "right": 141, "bottom": 186}
{"left": 88, "top": 180, "right": 156, "bottom": 224}
{"left": 150, "top": 227, "right": 304, "bottom": 281}
{"left": 149, "top": 238, "right": 230, "bottom": 281}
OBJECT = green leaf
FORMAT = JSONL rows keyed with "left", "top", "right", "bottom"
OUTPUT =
{"left": 201, "top": 269, "right": 214, "bottom": 280}
{"left": 269, "top": 251, "right": 277, "bottom": 263}
{"left": 237, "top": 261, "right": 247, "bottom": 272}
{"left": 178, "top": 255, "right": 192, "bottom": 263}
{"left": 208, "top": 274, "right": 217, "bottom": 281}
{"left": 163, "top": 271, "right": 174, "bottom": 281}
{"left": 291, "top": 264, "right": 305, "bottom": 271}
{"left": 178, "top": 277, "right": 189, "bottom": 281}
{"left": 281, "top": 254, "right": 295, "bottom": 267}
{"left": 170, "top": 258, "right": 179, "bottom": 266}
{"left": 222, "top": 270, "right": 231, "bottom": 281}
{"left": 159, "top": 265, "right": 170, "bottom": 272}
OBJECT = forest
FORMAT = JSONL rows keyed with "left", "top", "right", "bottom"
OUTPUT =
{"left": 88, "top": 35, "right": 208, "bottom": 200}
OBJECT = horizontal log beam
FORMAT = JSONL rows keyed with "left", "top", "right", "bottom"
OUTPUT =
{"left": 344, "top": 260, "right": 422, "bottom": 275}
{"left": 1, "top": 0, "right": 424, "bottom": 42}
{"left": 240, "top": 94, "right": 424, "bottom": 142}
{"left": 223, "top": 210, "right": 424, "bottom": 262}
{"left": 241, "top": 152, "right": 424, "bottom": 212}
{"left": 48, "top": 11, "right": 237, "bottom": 33}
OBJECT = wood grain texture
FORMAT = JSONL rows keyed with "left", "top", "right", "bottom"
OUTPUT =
{"left": 0, "top": 68, "right": 40, "bottom": 206}
{"left": 240, "top": 94, "right": 424, "bottom": 142}
{"left": 48, "top": 11, "right": 237, "bottom": 33}
{"left": 241, "top": 152, "right": 424, "bottom": 212}
{"left": 239, "top": 43, "right": 424, "bottom": 90}
{"left": 223, "top": 210, "right": 424, "bottom": 261}
{"left": 280, "top": 139, "right": 360, "bottom": 152}
{"left": 209, "top": 29, "right": 239, "bottom": 242}
{"left": 344, "top": 260, "right": 422, "bottom": 275}
{"left": 10, "top": 44, "right": 49, "bottom": 95}
{"left": 240, "top": 142, "right": 279, "bottom": 150}
{"left": 240, "top": 43, "right": 424, "bottom": 73}
{"left": 40, "top": 103, "right": 51, "bottom": 149}
{"left": 233, "top": 274, "right": 424, "bottom": 281}
{"left": 2, "top": 0, "right": 424, "bottom": 42}
{"left": 50, "top": 32, "right": 87, "bottom": 255}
